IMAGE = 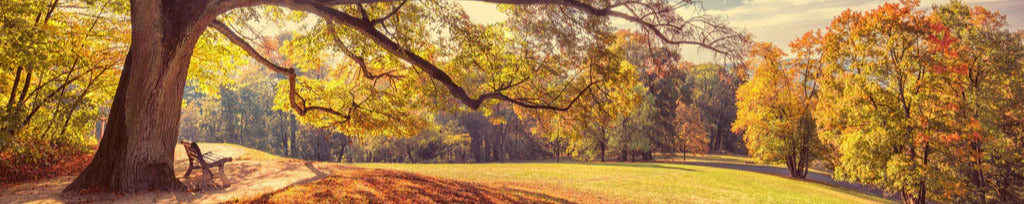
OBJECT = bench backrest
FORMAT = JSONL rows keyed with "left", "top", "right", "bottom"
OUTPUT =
{"left": 181, "top": 140, "right": 207, "bottom": 165}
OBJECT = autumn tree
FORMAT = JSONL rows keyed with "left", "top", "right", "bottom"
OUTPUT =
{"left": 813, "top": 0, "right": 1024, "bottom": 202}
{"left": 732, "top": 42, "right": 822, "bottom": 179}
{"left": 672, "top": 101, "right": 708, "bottom": 160}
{"left": 62, "top": 0, "right": 746, "bottom": 192}
{"left": 918, "top": 2, "right": 1024, "bottom": 202}
{"left": 577, "top": 79, "right": 639, "bottom": 162}
{"left": 816, "top": 2, "right": 938, "bottom": 202}
{"left": 1, "top": 0, "right": 127, "bottom": 166}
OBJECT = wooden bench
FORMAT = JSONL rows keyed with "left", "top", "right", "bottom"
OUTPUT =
{"left": 180, "top": 140, "right": 233, "bottom": 179}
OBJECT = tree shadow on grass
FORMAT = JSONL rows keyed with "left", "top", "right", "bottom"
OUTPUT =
{"left": 240, "top": 168, "right": 574, "bottom": 204}
{"left": 584, "top": 162, "right": 696, "bottom": 172}
{"left": 675, "top": 161, "right": 900, "bottom": 201}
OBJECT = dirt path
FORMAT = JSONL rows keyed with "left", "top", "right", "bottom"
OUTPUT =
{"left": 678, "top": 161, "right": 901, "bottom": 201}
{"left": 0, "top": 144, "right": 380, "bottom": 203}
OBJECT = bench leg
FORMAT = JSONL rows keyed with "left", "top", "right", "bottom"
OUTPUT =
{"left": 204, "top": 167, "right": 214, "bottom": 180}
{"left": 218, "top": 165, "right": 229, "bottom": 181}
{"left": 184, "top": 159, "right": 195, "bottom": 178}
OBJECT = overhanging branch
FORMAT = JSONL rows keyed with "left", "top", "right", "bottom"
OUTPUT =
{"left": 327, "top": 26, "right": 405, "bottom": 80}
{"left": 290, "top": 1, "right": 592, "bottom": 111}
{"left": 210, "top": 0, "right": 745, "bottom": 112}
{"left": 209, "top": 20, "right": 351, "bottom": 120}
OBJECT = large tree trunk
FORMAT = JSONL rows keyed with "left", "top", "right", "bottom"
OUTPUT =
{"left": 64, "top": 0, "right": 215, "bottom": 193}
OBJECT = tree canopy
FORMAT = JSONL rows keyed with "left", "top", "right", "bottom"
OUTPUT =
{"left": 1, "top": 0, "right": 127, "bottom": 165}
{"left": 733, "top": 42, "right": 823, "bottom": 178}
{"left": 813, "top": 0, "right": 1024, "bottom": 202}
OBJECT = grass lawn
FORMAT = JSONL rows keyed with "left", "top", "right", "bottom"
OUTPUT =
{"left": 0, "top": 143, "right": 891, "bottom": 204}
{"left": 352, "top": 162, "right": 892, "bottom": 204}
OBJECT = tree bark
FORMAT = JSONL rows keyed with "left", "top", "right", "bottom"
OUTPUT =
{"left": 916, "top": 142, "right": 929, "bottom": 204}
{"left": 64, "top": 0, "right": 216, "bottom": 193}
{"left": 681, "top": 146, "right": 687, "bottom": 161}
{"left": 599, "top": 126, "right": 607, "bottom": 162}
{"left": 4, "top": 66, "right": 23, "bottom": 112}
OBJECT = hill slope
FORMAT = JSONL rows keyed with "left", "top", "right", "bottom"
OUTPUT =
{"left": 353, "top": 162, "right": 891, "bottom": 204}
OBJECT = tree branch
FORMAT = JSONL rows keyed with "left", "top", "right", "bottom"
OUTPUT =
{"left": 210, "top": 0, "right": 744, "bottom": 112}
{"left": 209, "top": 20, "right": 351, "bottom": 120}
{"left": 327, "top": 26, "right": 405, "bottom": 80}
{"left": 299, "top": 1, "right": 593, "bottom": 110}
{"left": 370, "top": 0, "right": 406, "bottom": 25}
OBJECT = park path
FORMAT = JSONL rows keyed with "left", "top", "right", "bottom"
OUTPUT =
{"left": 676, "top": 160, "right": 901, "bottom": 201}
{"left": 0, "top": 144, "right": 360, "bottom": 203}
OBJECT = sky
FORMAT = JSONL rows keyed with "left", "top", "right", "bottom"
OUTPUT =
{"left": 460, "top": 0, "right": 1024, "bottom": 63}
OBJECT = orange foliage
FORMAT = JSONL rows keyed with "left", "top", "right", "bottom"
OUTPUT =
{"left": 0, "top": 147, "right": 95, "bottom": 188}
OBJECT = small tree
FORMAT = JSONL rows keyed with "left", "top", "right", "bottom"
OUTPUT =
{"left": 673, "top": 102, "right": 708, "bottom": 161}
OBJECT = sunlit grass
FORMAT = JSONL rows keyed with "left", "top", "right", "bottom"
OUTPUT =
{"left": 352, "top": 162, "right": 892, "bottom": 204}
{"left": 665, "top": 154, "right": 834, "bottom": 175}
{"left": 198, "top": 144, "right": 889, "bottom": 203}
{"left": 654, "top": 154, "right": 758, "bottom": 164}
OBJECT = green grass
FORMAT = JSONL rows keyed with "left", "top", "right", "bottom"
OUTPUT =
{"left": 352, "top": 162, "right": 892, "bottom": 204}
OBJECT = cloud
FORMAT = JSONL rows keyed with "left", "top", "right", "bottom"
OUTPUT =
{"left": 455, "top": 0, "right": 1023, "bottom": 63}
{"left": 714, "top": 0, "right": 1014, "bottom": 27}
{"left": 699, "top": 0, "right": 1024, "bottom": 59}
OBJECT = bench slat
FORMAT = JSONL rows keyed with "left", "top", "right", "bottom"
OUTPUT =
{"left": 202, "top": 152, "right": 232, "bottom": 164}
